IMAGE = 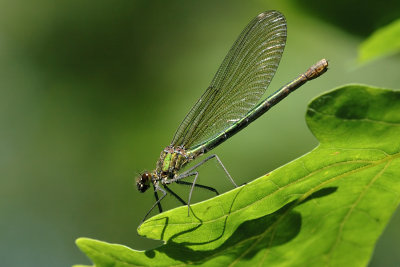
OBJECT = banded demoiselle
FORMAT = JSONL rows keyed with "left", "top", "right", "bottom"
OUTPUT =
{"left": 136, "top": 10, "right": 328, "bottom": 225}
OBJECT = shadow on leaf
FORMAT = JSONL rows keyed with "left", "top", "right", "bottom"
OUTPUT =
{"left": 144, "top": 187, "right": 337, "bottom": 264}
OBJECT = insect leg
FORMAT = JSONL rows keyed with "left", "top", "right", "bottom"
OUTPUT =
{"left": 154, "top": 190, "right": 162, "bottom": 213}
{"left": 176, "top": 180, "right": 219, "bottom": 195}
{"left": 138, "top": 185, "right": 166, "bottom": 228}
{"left": 163, "top": 184, "right": 187, "bottom": 206}
{"left": 175, "top": 154, "right": 238, "bottom": 187}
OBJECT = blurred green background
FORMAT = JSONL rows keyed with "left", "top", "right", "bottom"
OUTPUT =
{"left": 1, "top": 0, "right": 399, "bottom": 266}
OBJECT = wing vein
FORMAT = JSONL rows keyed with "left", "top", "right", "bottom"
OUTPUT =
{"left": 171, "top": 11, "right": 287, "bottom": 149}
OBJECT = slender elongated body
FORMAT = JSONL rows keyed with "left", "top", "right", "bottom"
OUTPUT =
{"left": 136, "top": 11, "right": 328, "bottom": 226}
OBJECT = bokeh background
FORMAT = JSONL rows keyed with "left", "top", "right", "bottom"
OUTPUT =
{"left": 1, "top": 0, "right": 399, "bottom": 266}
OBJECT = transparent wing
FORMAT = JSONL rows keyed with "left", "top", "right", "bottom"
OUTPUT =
{"left": 171, "top": 11, "right": 287, "bottom": 149}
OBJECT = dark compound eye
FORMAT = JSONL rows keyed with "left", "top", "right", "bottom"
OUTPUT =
{"left": 142, "top": 173, "right": 149, "bottom": 180}
{"left": 136, "top": 172, "right": 151, "bottom": 193}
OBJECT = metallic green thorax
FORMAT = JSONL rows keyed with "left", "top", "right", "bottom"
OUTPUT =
{"left": 156, "top": 146, "right": 191, "bottom": 179}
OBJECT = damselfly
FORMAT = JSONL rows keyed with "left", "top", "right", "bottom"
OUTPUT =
{"left": 136, "top": 10, "right": 328, "bottom": 225}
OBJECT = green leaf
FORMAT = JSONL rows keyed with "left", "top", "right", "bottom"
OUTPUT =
{"left": 358, "top": 18, "right": 400, "bottom": 63}
{"left": 76, "top": 84, "right": 400, "bottom": 267}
